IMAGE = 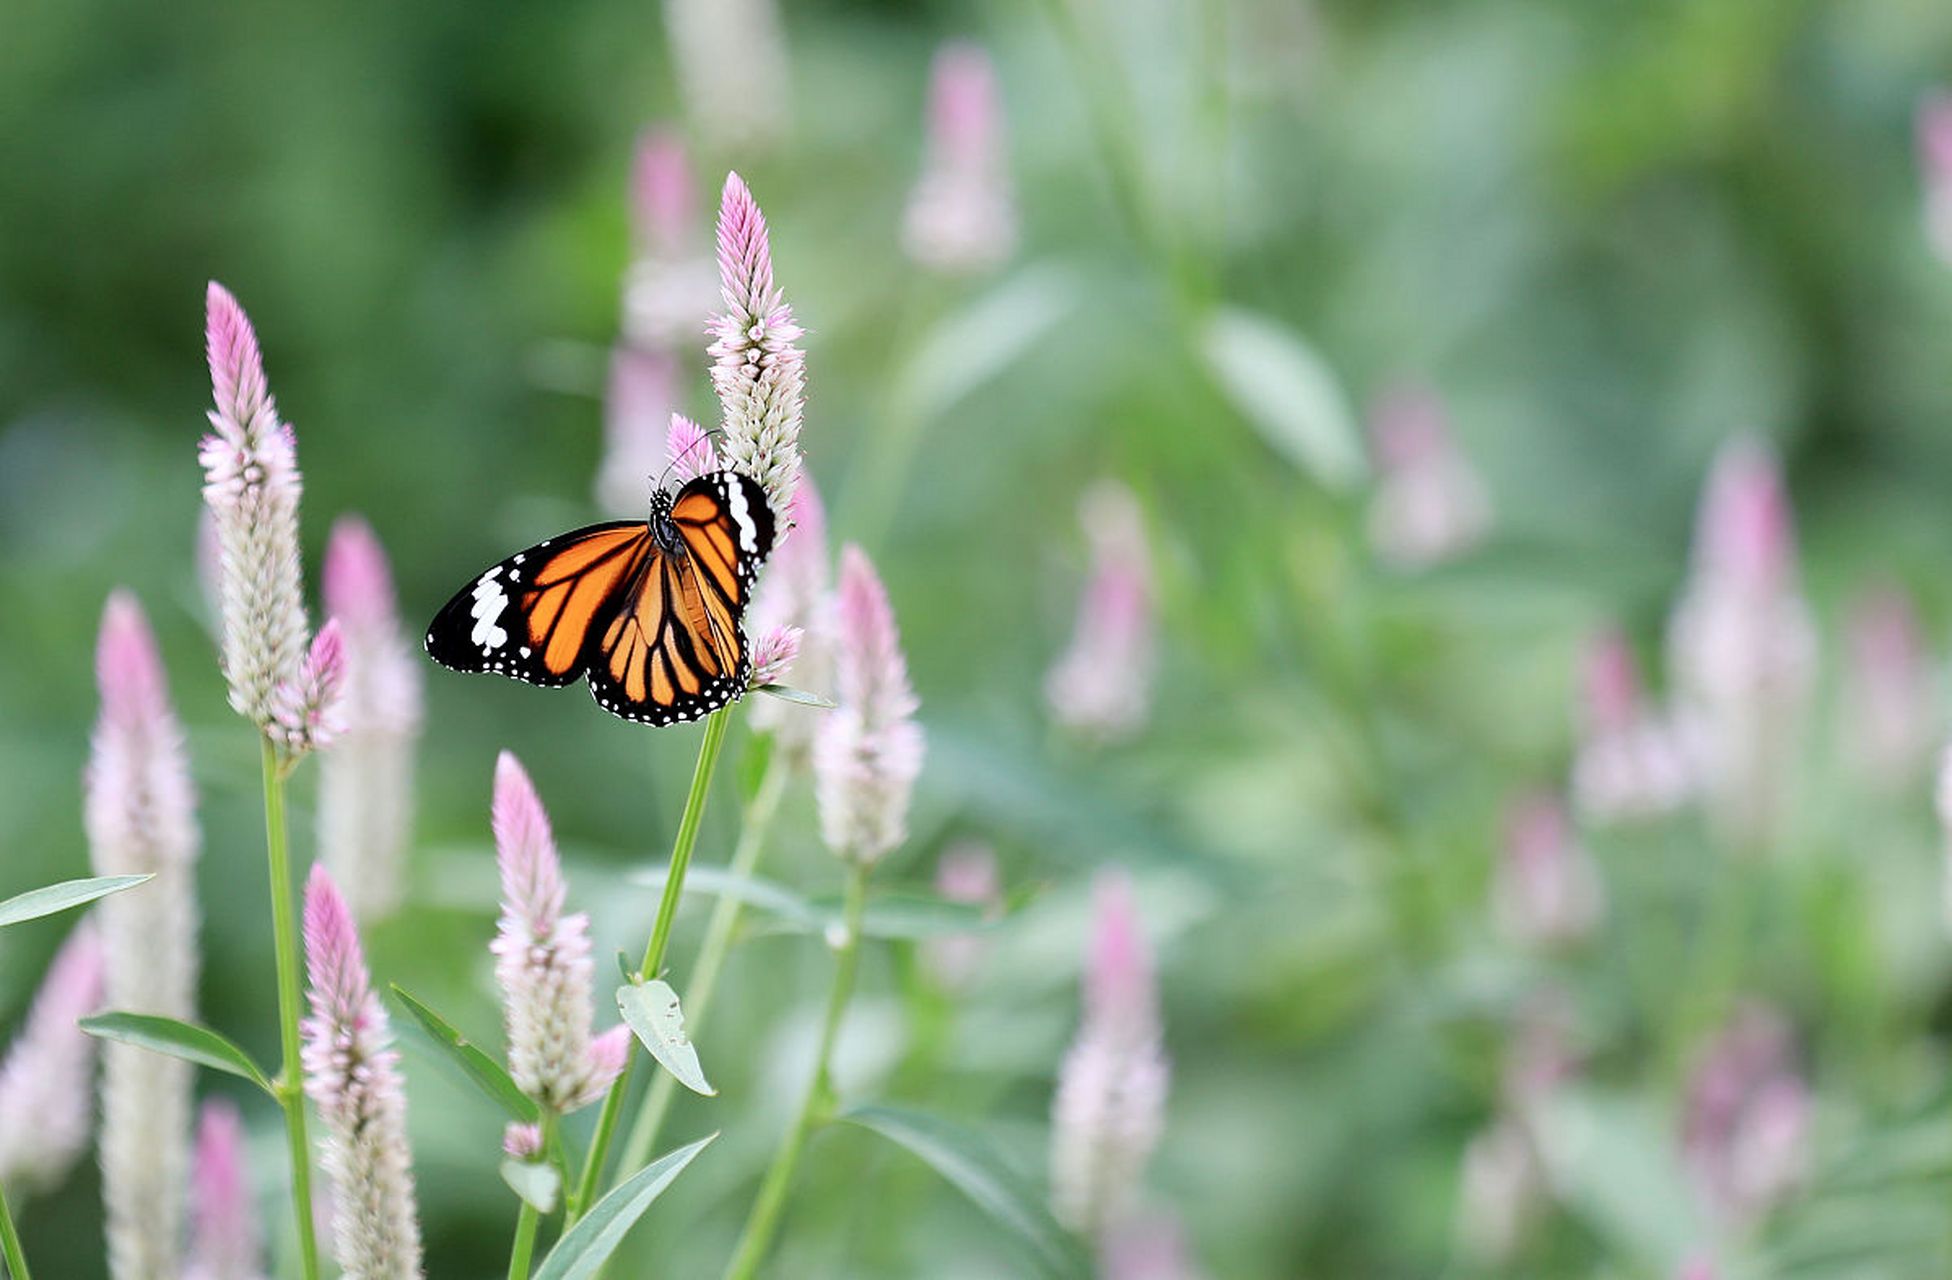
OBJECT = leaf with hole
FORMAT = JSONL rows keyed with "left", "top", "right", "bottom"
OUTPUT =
{"left": 617, "top": 980, "right": 714, "bottom": 1096}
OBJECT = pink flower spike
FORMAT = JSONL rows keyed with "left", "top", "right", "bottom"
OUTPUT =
{"left": 1692, "top": 436, "right": 1797, "bottom": 594}
{"left": 709, "top": 172, "right": 806, "bottom": 518}
{"left": 632, "top": 129, "right": 694, "bottom": 257}
{"left": 502, "top": 1124, "right": 544, "bottom": 1161}
{"left": 1842, "top": 584, "right": 1937, "bottom": 785}
{"left": 185, "top": 1099, "right": 264, "bottom": 1280}
{"left": 491, "top": 753, "right": 614, "bottom": 1113}
{"left": 1364, "top": 383, "right": 1491, "bottom": 569}
{"left": 301, "top": 865, "right": 424, "bottom": 1278}
{"left": 583, "top": 1025, "right": 631, "bottom": 1103}
{"left": 598, "top": 349, "right": 677, "bottom": 517}
{"left": 1681, "top": 1002, "right": 1811, "bottom": 1227}
{"left": 666, "top": 413, "right": 720, "bottom": 484}
{"left": 269, "top": 619, "right": 348, "bottom": 757}
{"left": 323, "top": 517, "right": 397, "bottom": 635}
{"left": 748, "top": 625, "right": 803, "bottom": 690}
{"left": 1493, "top": 793, "right": 1604, "bottom": 949}
{"left": 1046, "top": 481, "right": 1156, "bottom": 742}
{"left": 923, "top": 841, "right": 1003, "bottom": 990}
{"left": 814, "top": 546, "right": 925, "bottom": 865}
{"left": 0, "top": 924, "right": 105, "bottom": 1195}
{"left": 904, "top": 41, "right": 1017, "bottom": 274}
{"left": 199, "top": 283, "right": 311, "bottom": 732}
{"left": 1919, "top": 91, "right": 1952, "bottom": 264}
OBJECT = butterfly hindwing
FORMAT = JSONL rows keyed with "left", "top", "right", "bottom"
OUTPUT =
{"left": 424, "top": 521, "right": 651, "bottom": 687}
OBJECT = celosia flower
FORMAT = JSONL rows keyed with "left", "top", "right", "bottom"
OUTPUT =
{"left": 267, "top": 620, "right": 348, "bottom": 757}
{"left": 490, "top": 752, "right": 630, "bottom": 1112}
{"left": 662, "top": 0, "right": 789, "bottom": 152}
{"left": 1841, "top": 585, "right": 1937, "bottom": 786}
{"left": 301, "top": 866, "right": 424, "bottom": 1279}
{"left": 1364, "top": 384, "right": 1492, "bottom": 569}
{"left": 1571, "top": 626, "right": 1696, "bottom": 823}
{"left": 185, "top": 1099, "right": 265, "bottom": 1280}
{"left": 502, "top": 1123, "right": 544, "bottom": 1161}
{"left": 1666, "top": 437, "right": 1815, "bottom": 849}
{"left": 1100, "top": 1214, "right": 1208, "bottom": 1280}
{"left": 621, "top": 130, "right": 719, "bottom": 351}
{"left": 1681, "top": 1003, "right": 1810, "bottom": 1227}
{"left": 666, "top": 413, "right": 720, "bottom": 485}
{"left": 86, "top": 591, "right": 202, "bottom": 1277}
{"left": 749, "top": 479, "right": 833, "bottom": 764}
{"left": 0, "top": 924, "right": 104, "bottom": 1195}
{"left": 200, "top": 282, "right": 311, "bottom": 731}
{"left": 1675, "top": 1255, "right": 1718, "bottom": 1280}
{"left": 1492, "top": 793, "right": 1603, "bottom": 949}
{"left": 1919, "top": 92, "right": 1952, "bottom": 266}
{"left": 320, "top": 518, "right": 423, "bottom": 920}
{"left": 922, "top": 841, "right": 1003, "bottom": 991}
{"left": 598, "top": 348, "right": 679, "bottom": 519}
{"left": 1046, "top": 481, "right": 1155, "bottom": 742}
{"left": 709, "top": 173, "right": 806, "bottom": 519}
{"left": 814, "top": 547, "right": 925, "bottom": 866}
{"left": 748, "top": 625, "right": 802, "bottom": 690}
{"left": 1051, "top": 872, "right": 1170, "bottom": 1244}
{"left": 903, "top": 42, "right": 1017, "bottom": 274}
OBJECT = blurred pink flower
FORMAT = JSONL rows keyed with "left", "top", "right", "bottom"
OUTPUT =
{"left": 1681, "top": 1003, "right": 1811, "bottom": 1227}
{"left": 200, "top": 282, "right": 313, "bottom": 731}
{"left": 502, "top": 1123, "right": 544, "bottom": 1161}
{"left": 922, "top": 841, "right": 1003, "bottom": 990}
{"left": 598, "top": 348, "right": 678, "bottom": 518}
{"left": 1571, "top": 626, "right": 1696, "bottom": 822}
{"left": 666, "top": 412, "right": 721, "bottom": 485}
{"left": 1840, "top": 585, "right": 1938, "bottom": 786}
{"left": 185, "top": 1099, "right": 265, "bottom": 1280}
{"left": 1918, "top": 91, "right": 1952, "bottom": 265}
{"left": 320, "top": 518, "right": 423, "bottom": 920}
{"left": 0, "top": 924, "right": 104, "bottom": 1195}
{"left": 87, "top": 591, "right": 202, "bottom": 1276}
{"left": 1365, "top": 384, "right": 1491, "bottom": 569}
{"left": 621, "top": 131, "right": 719, "bottom": 351}
{"left": 1051, "top": 872, "right": 1170, "bottom": 1243}
{"left": 1492, "top": 793, "right": 1603, "bottom": 949}
{"left": 663, "top": 0, "right": 789, "bottom": 151}
{"left": 267, "top": 619, "right": 348, "bottom": 757}
{"left": 748, "top": 625, "right": 803, "bottom": 690}
{"left": 814, "top": 547, "right": 925, "bottom": 865}
{"left": 903, "top": 42, "right": 1017, "bottom": 274}
{"left": 1047, "top": 481, "right": 1156, "bottom": 743}
{"left": 750, "top": 480, "right": 833, "bottom": 764}
{"left": 1666, "top": 437, "right": 1815, "bottom": 849}
{"left": 301, "top": 866, "right": 424, "bottom": 1278}
{"left": 1675, "top": 1255, "right": 1719, "bottom": 1280}
{"left": 1100, "top": 1213, "right": 1208, "bottom": 1280}
{"left": 491, "top": 752, "right": 627, "bottom": 1112}
{"left": 709, "top": 173, "right": 806, "bottom": 518}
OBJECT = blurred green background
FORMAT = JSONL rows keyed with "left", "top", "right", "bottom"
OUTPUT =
{"left": 4, "top": 0, "right": 1952, "bottom": 1275}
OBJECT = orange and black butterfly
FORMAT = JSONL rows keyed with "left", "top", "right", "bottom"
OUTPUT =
{"left": 425, "top": 470, "right": 776, "bottom": 725}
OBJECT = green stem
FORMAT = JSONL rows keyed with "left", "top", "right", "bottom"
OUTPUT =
{"left": 0, "top": 1178, "right": 30, "bottom": 1280}
{"left": 618, "top": 755, "right": 789, "bottom": 1179}
{"left": 568, "top": 707, "right": 734, "bottom": 1222}
{"left": 721, "top": 864, "right": 870, "bottom": 1280}
{"left": 506, "top": 1113, "right": 559, "bottom": 1280}
{"left": 261, "top": 738, "right": 322, "bottom": 1280}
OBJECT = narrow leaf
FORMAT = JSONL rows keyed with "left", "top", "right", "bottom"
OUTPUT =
{"left": 616, "top": 980, "right": 715, "bottom": 1096}
{"left": 501, "top": 1159, "right": 562, "bottom": 1215}
{"left": 79, "top": 1013, "right": 272, "bottom": 1093}
{"left": 391, "top": 985, "right": 541, "bottom": 1125}
{"left": 840, "top": 1105, "right": 1088, "bottom": 1279}
{"left": 532, "top": 1133, "right": 716, "bottom": 1280}
{"left": 755, "top": 684, "right": 835, "bottom": 709}
{"left": 627, "top": 864, "right": 819, "bottom": 930}
{"left": 1199, "top": 306, "right": 1365, "bottom": 491}
{"left": 808, "top": 893, "right": 990, "bottom": 940}
{"left": 894, "top": 266, "right": 1076, "bottom": 424}
{"left": 0, "top": 874, "right": 153, "bottom": 930}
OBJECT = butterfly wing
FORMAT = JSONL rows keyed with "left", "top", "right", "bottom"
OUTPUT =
{"left": 425, "top": 521, "right": 653, "bottom": 687}
{"left": 585, "top": 471, "right": 778, "bottom": 725}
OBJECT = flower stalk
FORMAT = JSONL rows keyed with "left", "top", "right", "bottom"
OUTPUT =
{"left": 0, "top": 1183, "right": 30, "bottom": 1280}
{"left": 261, "top": 739, "right": 322, "bottom": 1280}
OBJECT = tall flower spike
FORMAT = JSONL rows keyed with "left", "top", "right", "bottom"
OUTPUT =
{"left": 1841, "top": 585, "right": 1937, "bottom": 786}
{"left": 709, "top": 173, "right": 806, "bottom": 519}
{"left": 750, "top": 479, "right": 833, "bottom": 764}
{"left": 1046, "top": 481, "right": 1156, "bottom": 742}
{"left": 1666, "top": 436, "right": 1815, "bottom": 849}
{"left": 599, "top": 349, "right": 678, "bottom": 518}
{"left": 1365, "top": 383, "right": 1492, "bottom": 569}
{"left": 185, "top": 1099, "right": 265, "bottom": 1280}
{"left": 1680, "top": 1002, "right": 1811, "bottom": 1228}
{"left": 662, "top": 0, "right": 789, "bottom": 152}
{"left": 621, "top": 131, "right": 719, "bottom": 351}
{"left": 1492, "top": 793, "right": 1603, "bottom": 949}
{"left": 301, "top": 866, "right": 424, "bottom": 1279}
{"left": 666, "top": 412, "right": 720, "bottom": 485}
{"left": 0, "top": 924, "right": 104, "bottom": 1195}
{"left": 491, "top": 752, "right": 628, "bottom": 1112}
{"left": 320, "top": 519, "right": 424, "bottom": 920}
{"left": 814, "top": 546, "right": 925, "bottom": 866}
{"left": 87, "top": 591, "right": 202, "bottom": 1278}
{"left": 903, "top": 42, "right": 1018, "bottom": 274}
{"left": 1919, "top": 91, "right": 1952, "bottom": 266}
{"left": 200, "top": 282, "right": 311, "bottom": 730}
{"left": 1051, "top": 872, "right": 1170, "bottom": 1244}
{"left": 1571, "top": 625, "right": 1696, "bottom": 823}
{"left": 268, "top": 619, "right": 347, "bottom": 758}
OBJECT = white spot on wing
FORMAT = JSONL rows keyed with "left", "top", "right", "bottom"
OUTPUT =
{"left": 725, "top": 476, "right": 758, "bottom": 556}
{"left": 470, "top": 572, "right": 510, "bottom": 650}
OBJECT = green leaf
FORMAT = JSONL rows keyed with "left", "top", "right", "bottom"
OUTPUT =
{"left": 1199, "top": 306, "right": 1364, "bottom": 492}
{"left": 1530, "top": 1087, "right": 1704, "bottom": 1271}
{"left": 840, "top": 1105, "right": 1089, "bottom": 1279}
{"left": 390, "top": 986, "right": 541, "bottom": 1125}
{"left": 616, "top": 980, "right": 715, "bottom": 1097}
{"left": 501, "top": 1158, "right": 562, "bottom": 1215}
{"left": 627, "top": 864, "right": 820, "bottom": 930}
{"left": 79, "top": 1012, "right": 272, "bottom": 1093}
{"left": 894, "top": 266, "right": 1076, "bottom": 424}
{"left": 754, "top": 684, "right": 835, "bottom": 709}
{"left": 0, "top": 874, "right": 153, "bottom": 930}
{"left": 812, "top": 892, "right": 990, "bottom": 940}
{"left": 737, "top": 731, "right": 777, "bottom": 804}
{"left": 532, "top": 1134, "right": 716, "bottom": 1280}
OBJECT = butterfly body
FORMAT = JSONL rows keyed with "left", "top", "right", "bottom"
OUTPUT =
{"left": 425, "top": 470, "right": 777, "bottom": 725}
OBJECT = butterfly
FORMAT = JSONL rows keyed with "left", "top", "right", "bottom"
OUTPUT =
{"left": 425, "top": 470, "right": 777, "bottom": 725}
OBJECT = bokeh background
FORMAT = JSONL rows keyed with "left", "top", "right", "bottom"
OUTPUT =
{"left": 5, "top": 0, "right": 1952, "bottom": 1275}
